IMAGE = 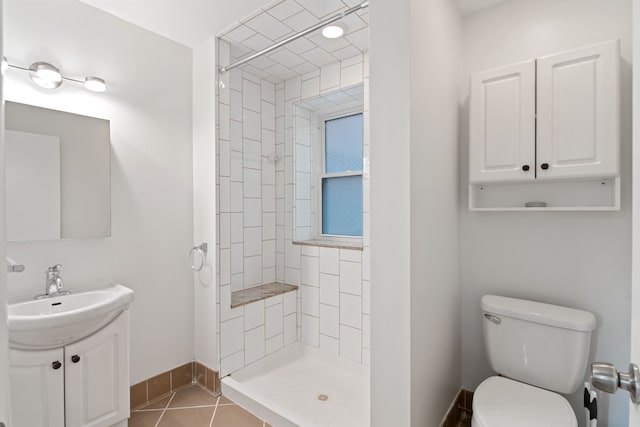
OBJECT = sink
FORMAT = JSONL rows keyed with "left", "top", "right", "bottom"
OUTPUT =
{"left": 8, "top": 284, "right": 134, "bottom": 350}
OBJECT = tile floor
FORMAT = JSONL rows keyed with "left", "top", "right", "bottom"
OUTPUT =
{"left": 129, "top": 384, "right": 271, "bottom": 427}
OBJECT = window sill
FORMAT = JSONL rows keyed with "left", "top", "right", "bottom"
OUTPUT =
{"left": 293, "top": 239, "right": 363, "bottom": 251}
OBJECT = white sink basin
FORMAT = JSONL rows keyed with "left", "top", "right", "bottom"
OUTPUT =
{"left": 8, "top": 284, "right": 134, "bottom": 350}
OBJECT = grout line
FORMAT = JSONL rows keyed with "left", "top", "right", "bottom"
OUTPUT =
{"left": 153, "top": 392, "right": 175, "bottom": 427}
{"left": 209, "top": 396, "right": 220, "bottom": 427}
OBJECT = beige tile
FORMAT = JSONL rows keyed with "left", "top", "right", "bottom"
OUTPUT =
{"left": 195, "top": 362, "right": 206, "bottom": 387}
{"left": 158, "top": 407, "right": 215, "bottom": 426}
{"left": 169, "top": 385, "right": 217, "bottom": 408}
{"left": 206, "top": 368, "right": 216, "bottom": 393}
{"left": 212, "top": 404, "right": 263, "bottom": 427}
{"left": 139, "top": 394, "right": 172, "bottom": 411}
{"left": 130, "top": 382, "right": 147, "bottom": 410}
{"left": 148, "top": 372, "right": 171, "bottom": 401}
{"left": 172, "top": 363, "right": 193, "bottom": 390}
{"left": 128, "top": 410, "right": 163, "bottom": 427}
{"left": 218, "top": 395, "right": 235, "bottom": 405}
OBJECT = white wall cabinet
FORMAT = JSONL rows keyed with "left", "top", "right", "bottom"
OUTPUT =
{"left": 468, "top": 40, "right": 620, "bottom": 211}
{"left": 536, "top": 41, "right": 620, "bottom": 180}
{"left": 469, "top": 40, "right": 620, "bottom": 185}
{"left": 469, "top": 60, "right": 536, "bottom": 184}
{"left": 9, "top": 311, "right": 130, "bottom": 427}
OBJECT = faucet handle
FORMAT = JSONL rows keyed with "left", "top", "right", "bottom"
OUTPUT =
{"left": 47, "top": 264, "right": 62, "bottom": 273}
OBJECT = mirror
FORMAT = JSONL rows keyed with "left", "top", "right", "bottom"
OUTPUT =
{"left": 5, "top": 101, "right": 111, "bottom": 241}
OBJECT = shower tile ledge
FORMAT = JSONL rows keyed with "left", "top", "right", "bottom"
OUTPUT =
{"left": 231, "top": 282, "right": 298, "bottom": 308}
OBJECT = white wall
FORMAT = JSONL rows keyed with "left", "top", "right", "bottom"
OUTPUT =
{"left": 4, "top": 0, "right": 194, "bottom": 384}
{"left": 371, "top": 0, "right": 463, "bottom": 424}
{"left": 0, "top": 0, "right": 10, "bottom": 423}
{"left": 370, "top": 0, "right": 412, "bottom": 425}
{"left": 409, "top": 0, "right": 462, "bottom": 425}
{"left": 459, "top": 1, "right": 632, "bottom": 425}
{"left": 631, "top": 0, "right": 640, "bottom": 424}
{"left": 193, "top": 37, "right": 217, "bottom": 371}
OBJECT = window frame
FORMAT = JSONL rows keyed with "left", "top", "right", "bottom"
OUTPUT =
{"left": 316, "top": 108, "right": 364, "bottom": 241}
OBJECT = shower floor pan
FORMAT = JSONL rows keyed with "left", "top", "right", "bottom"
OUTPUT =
{"left": 221, "top": 342, "right": 370, "bottom": 427}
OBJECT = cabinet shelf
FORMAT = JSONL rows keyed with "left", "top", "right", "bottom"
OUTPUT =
{"left": 469, "top": 177, "right": 620, "bottom": 211}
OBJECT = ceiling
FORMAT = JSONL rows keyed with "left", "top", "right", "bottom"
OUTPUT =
{"left": 78, "top": 0, "right": 273, "bottom": 47}
{"left": 455, "top": 0, "right": 513, "bottom": 15}
{"left": 219, "top": 0, "right": 368, "bottom": 83}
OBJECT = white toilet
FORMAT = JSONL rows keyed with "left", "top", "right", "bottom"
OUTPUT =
{"left": 472, "top": 295, "right": 596, "bottom": 427}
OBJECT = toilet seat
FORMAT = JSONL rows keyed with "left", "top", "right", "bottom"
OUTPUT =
{"left": 472, "top": 376, "right": 577, "bottom": 427}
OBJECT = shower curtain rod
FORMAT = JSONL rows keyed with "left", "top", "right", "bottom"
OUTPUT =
{"left": 219, "top": 1, "right": 369, "bottom": 74}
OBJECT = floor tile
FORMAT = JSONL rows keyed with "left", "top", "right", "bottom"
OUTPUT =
{"left": 138, "top": 394, "right": 172, "bottom": 410}
{"left": 128, "top": 410, "right": 163, "bottom": 427}
{"left": 217, "top": 395, "right": 235, "bottom": 405}
{"left": 157, "top": 407, "right": 216, "bottom": 426}
{"left": 169, "top": 385, "right": 217, "bottom": 408}
{"left": 212, "top": 404, "right": 264, "bottom": 427}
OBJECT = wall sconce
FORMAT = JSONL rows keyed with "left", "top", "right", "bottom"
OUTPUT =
{"left": 1, "top": 57, "right": 107, "bottom": 93}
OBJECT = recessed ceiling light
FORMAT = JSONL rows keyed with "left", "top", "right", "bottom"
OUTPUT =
{"left": 322, "top": 23, "right": 347, "bottom": 39}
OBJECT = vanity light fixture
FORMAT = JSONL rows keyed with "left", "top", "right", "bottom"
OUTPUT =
{"left": 322, "top": 23, "right": 347, "bottom": 39}
{"left": 3, "top": 58, "right": 107, "bottom": 92}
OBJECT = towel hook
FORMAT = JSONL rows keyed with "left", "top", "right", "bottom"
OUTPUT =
{"left": 189, "top": 243, "right": 208, "bottom": 271}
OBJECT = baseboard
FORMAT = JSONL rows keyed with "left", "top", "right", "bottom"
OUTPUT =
{"left": 129, "top": 361, "right": 220, "bottom": 410}
{"left": 440, "top": 388, "right": 474, "bottom": 427}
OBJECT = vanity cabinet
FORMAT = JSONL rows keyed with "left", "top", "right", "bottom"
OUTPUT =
{"left": 9, "top": 348, "right": 65, "bottom": 427}
{"left": 469, "top": 39, "right": 620, "bottom": 185}
{"left": 9, "top": 311, "right": 130, "bottom": 427}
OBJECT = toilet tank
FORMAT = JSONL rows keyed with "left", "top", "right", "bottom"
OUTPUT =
{"left": 481, "top": 295, "right": 596, "bottom": 394}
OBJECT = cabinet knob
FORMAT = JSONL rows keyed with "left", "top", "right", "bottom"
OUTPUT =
{"left": 522, "top": 165, "right": 530, "bottom": 171}
{"left": 541, "top": 163, "right": 549, "bottom": 170}
{"left": 71, "top": 355, "right": 80, "bottom": 363}
{"left": 52, "top": 361, "right": 62, "bottom": 370}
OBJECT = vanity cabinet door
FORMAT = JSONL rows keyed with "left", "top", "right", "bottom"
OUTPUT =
{"left": 65, "top": 311, "right": 130, "bottom": 427}
{"left": 469, "top": 60, "right": 536, "bottom": 184}
{"left": 9, "top": 347, "right": 65, "bottom": 427}
{"left": 536, "top": 40, "right": 620, "bottom": 180}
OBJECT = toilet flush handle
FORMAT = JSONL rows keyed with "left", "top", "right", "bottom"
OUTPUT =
{"left": 483, "top": 313, "right": 501, "bottom": 325}
{"left": 591, "top": 362, "right": 640, "bottom": 404}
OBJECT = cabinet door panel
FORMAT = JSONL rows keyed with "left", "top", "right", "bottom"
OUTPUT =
{"left": 65, "top": 311, "right": 129, "bottom": 427}
{"left": 469, "top": 60, "right": 536, "bottom": 183}
{"left": 9, "top": 348, "right": 65, "bottom": 427}
{"left": 537, "top": 40, "right": 620, "bottom": 179}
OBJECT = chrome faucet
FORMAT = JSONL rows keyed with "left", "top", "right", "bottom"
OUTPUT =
{"left": 35, "top": 264, "right": 70, "bottom": 299}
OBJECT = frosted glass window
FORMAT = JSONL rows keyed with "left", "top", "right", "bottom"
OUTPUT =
{"left": 324, "top": 114, "right": 363, "bottom": 174}
{"left": 321, "top": 112, "right": 363, "bottom": 237}
{"left": 322, "top": 176, "right": 362, "bottom": 236}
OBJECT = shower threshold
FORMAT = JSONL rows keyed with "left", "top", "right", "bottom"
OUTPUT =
{"left": 221, "top": 342, "right": 370, "bottom": 427}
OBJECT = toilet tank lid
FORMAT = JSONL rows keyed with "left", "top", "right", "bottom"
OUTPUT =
{"left": 482, "top": 295, "right": 596, "bottom": 332}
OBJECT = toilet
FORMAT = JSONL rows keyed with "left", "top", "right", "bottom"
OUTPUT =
{"left": 472, "top": 295, "right": 596, "bottom": 427}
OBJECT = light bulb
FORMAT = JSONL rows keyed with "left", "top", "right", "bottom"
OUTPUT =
{"left": 29, "top": 62, "right": 63, "bottom": 89}
{"left": 84, "top": 77, "right": 107, "bottom": 92}
{"left": 34, "top": 63, "right": 62, "bottom": 82}
{"left": 1, "top": 57, "right": 8, "bottom": 75}
{"left": 322, "top": 24, "right": 346, "bottom": 39}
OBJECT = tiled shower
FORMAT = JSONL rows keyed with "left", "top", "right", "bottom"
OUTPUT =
{"left": 215, "top": 0, "right": 370, "bottom": 378}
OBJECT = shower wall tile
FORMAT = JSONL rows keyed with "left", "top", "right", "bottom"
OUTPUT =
{"left": 280, "top": 54, "right": 370, "bottom": 364}
{"left": 218, "top": 68, "right": 297, "bottom": 375}
{"left": 217, "top": 55, "right": 370, "bottom": 376}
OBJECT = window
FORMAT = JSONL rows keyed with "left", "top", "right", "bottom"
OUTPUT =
{"left": 321, "top": 113, "right": 363, "bottom": 237}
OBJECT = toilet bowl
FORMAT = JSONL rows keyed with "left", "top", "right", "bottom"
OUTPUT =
{"left": 472, "top": 295, "right": 596, "bottom": 427}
